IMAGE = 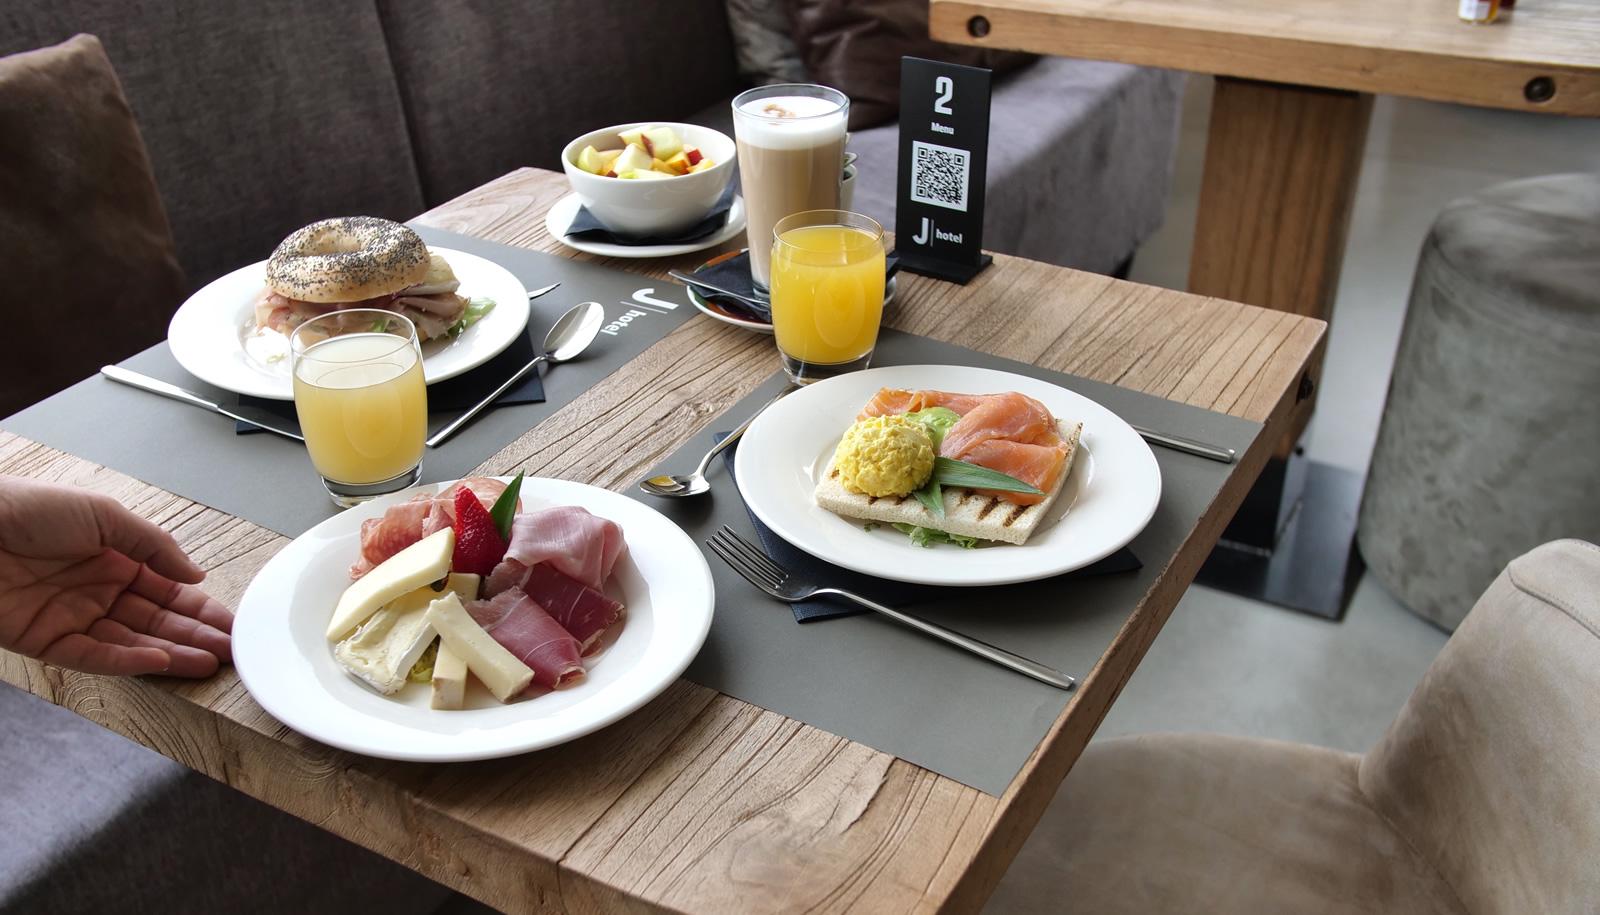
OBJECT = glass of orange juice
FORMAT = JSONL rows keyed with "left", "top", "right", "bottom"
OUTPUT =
{"left": 769, "top": 209, "right": 886, "bottom": 384}
{"left": 291, "top": 309, "right": 427, "bottom": 506}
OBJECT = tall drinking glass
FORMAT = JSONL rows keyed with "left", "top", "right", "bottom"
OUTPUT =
{"left": 732, "top": 84, "right": 849, "bottom": 296}
{"left": 769, "top": 209, "right": 886, "bottom": 384}
{"left": 291, "top": 309, "right": 427, "bottom": 506}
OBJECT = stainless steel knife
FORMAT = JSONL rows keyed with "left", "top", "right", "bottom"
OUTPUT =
{"left": 100, "top": 365, "right": 305, "bottom": 442}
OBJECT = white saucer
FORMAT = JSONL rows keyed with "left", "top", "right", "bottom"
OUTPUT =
{"left": 545, "top": 191, "right": 746, "bottom": 259}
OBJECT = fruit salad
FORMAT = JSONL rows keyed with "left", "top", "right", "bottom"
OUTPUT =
{"left": 574, "top": 125, "right": 716, "bottom": 180}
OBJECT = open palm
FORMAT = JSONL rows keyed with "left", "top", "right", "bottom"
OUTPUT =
{"left": 0, "top": 476, "right": 232, "bottom": 677}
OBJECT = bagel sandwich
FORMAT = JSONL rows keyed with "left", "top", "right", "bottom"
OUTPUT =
{"left": 252, "top": 216, "right": 479, "bottom": 342}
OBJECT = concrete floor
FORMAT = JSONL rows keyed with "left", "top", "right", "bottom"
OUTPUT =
{"left": 988, "top": 76, "right": 1600, "bottom": 904}
{"left": 1101, "top": 76, "right": 1600, "bottom": 753}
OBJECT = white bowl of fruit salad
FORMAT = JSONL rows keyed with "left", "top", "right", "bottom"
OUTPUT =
{"left": 560, "top": 121, "right": 735, "bottom": 237}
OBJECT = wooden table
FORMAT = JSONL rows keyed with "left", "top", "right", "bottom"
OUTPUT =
{"left": 931, "top": 0, "right": 1600, "bottom": 616}
{"left": 0, "top": 168, "right": 1322, "bottom": 913}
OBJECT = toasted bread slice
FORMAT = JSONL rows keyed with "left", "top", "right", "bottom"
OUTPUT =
{"left": 814, "top": 420, "right": 1082, "bottom": 545}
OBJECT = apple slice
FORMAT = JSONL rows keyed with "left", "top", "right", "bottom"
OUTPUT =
{"left": 621, "top": 169, "right": 672, "bottom": 180}
{"left": 663, "top": 151, "right": 692, "bottom": 175}
{"left": 576, "top": 145, "right": 607, "bottom": 175}
{"left": 598, "top": 148, "right": 623, "bottom": 166}
{"left": 689, "top": 158, "right": 717, "bottom": 173}
{"left": 685, "top": 147, "right": 704, "bottom": 166}
{"left": 611, "top": 143, "right": 653, "bottom": 176}
{"left": 643, "top": 127, "right": 683, "bottom": 159}
{"left": 617, "top": 127, "right": 647, "bottom": 149}
{"left": 650, "top": 158, "right": 677, "bottom": 175}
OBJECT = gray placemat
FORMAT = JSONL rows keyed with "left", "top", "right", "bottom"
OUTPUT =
{"left": 628, "top": 329, "right": 1261, "bottom": 795}
{"left": 1, "top": 228, "right": 697, "bottom": 537}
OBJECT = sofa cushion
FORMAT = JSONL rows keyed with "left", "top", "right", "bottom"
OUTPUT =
{"left": 376, "top": 0, "right": 745, "bottom": 205}
{"left": 0, "top": 1, "right": 427, "bottom": 286}
{"left": 785, "top": 0, "right": 1034, "bottom": 130}
{"left": 0, "top": 34, "right": 186, "bottom": 417}
{"left": 725, "top": 0, "right": 808, "bottom": 86}
{"left": 0, "top": 683, "right": 455, "bottom": 914}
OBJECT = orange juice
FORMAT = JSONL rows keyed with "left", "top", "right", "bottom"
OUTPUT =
{"left": 293, "top": 333, "right": 426, "bottom": 484}
{"left": 770, "top": 224, "right": 886, "bottom": 368}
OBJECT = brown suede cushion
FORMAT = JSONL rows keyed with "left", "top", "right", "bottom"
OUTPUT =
{"left": 0, "top": 34, "right": 184, "bottom": 417}
{"left": 786, "top": 0, "right": 1034, "bottom": 130}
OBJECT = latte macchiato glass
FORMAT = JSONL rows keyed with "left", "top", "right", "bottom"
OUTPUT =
{"left": 731, "top": 84, "right": 849, "bottom": 294}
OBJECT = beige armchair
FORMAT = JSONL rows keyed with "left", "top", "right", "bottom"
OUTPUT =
{"left": 990, "top": 539, "right": 1600, "bottom": 915}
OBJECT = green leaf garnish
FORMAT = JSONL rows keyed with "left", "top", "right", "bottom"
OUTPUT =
{"left": 912, "top": 479, "right": 945, "bottom": 520}
{"left": 489, "top": 472, "right": 523, "bottom": 541}
{"left": 928, "top": 457, "right": 1041, "bottom": 495}
{"left": 892, "top": 523, "right": 979, "bottom": 549}
{"left": 369, "top": 316, "right": 391, "bottom": 333}
{"left": 905, "top": 407, "right": 961, "bottom": 451}
{"left": 446, "top": 298, "right": 497, "bottom": 338}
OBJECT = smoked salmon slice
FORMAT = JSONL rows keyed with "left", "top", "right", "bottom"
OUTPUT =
{"left": 856, "top": 388, "right": 1069, "bottom": 505}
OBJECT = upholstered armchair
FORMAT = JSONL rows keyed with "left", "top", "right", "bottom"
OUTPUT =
{"left": 991, "top": 539, "right": 1600, "bottom": 914}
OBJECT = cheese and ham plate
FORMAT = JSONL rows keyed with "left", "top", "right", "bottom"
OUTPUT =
{"left": 231, "top": 476, "right": 714, "bottom": 762}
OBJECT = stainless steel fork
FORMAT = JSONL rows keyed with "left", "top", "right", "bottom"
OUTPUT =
{"left": 706, "top": 526, "right": 1076, "bottom": 690}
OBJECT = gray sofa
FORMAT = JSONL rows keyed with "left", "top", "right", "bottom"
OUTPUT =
{"left": 1, "top": 2, "right": 1179, "bottom": 911}
{"left": 2, "top": 1, "right": 1179, "bottom": 290}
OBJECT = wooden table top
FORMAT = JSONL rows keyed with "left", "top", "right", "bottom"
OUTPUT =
{"left": 930, "top": 0, "right": 1600, "bottom": 116}
{"left": 0, "top": 168, "right": 1324, "bottom": 913}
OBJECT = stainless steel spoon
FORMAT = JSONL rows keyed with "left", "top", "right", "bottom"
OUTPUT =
{"left": 427, "top": 301, "right": 605, "bottom": 447}
{"left": 639, "top": 386, "right": 794, "bottom": 497}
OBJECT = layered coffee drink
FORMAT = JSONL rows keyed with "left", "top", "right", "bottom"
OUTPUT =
{"left": 732, "top": 85, "right": 849, "bottom": 293}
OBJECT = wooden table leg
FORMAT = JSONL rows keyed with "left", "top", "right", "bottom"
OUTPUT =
{"left": 1188, "top": 77, "right": 1373, "bottom": 618}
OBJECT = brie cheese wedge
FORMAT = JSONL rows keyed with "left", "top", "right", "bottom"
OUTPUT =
{"left": 334, "top": 586, "right": 438, "bottom": 695}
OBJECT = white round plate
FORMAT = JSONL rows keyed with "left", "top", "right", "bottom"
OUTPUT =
{"left": 735, "top": 365, "right": 1161, "bottom": 587}
{"left": 232, "top": 477, "right": 715, "bottom": 762}
{"left": 167, "top": 247, "right": 531, "bottom": 401}
{"left": 545, "top": 191, "right": 747, "bottom": 259}
{"left": 686, "top": 269, "right": 897, "bottom": 334}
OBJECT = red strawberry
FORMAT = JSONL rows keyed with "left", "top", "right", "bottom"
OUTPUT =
{"left": 452, "top": 486, "right": 508, "bottom": 577}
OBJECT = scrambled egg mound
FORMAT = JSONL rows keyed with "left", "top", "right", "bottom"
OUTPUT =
{"left": 833, "top": 416, "right": 935, "bottom": 497}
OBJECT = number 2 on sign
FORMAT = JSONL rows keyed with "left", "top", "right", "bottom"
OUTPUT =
{"left": 933, "top": 76, "right": 954, "bottom": 115}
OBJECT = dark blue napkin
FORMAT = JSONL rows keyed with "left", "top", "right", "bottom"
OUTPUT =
{"left": 719, "top": 435, "right": 1141, "bottom": 622}
{"left": 234, "top": 335, "right": 546, "bottom": 435}
{"left": 687, "top": 250, "right": 902, "bottom": 325}
{"left": 564, "top": 182, "right": 737, "bottom": 247}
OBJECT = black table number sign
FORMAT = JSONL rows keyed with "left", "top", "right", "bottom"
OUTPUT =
{"left": 895, "top": 56, "right": 994, "bottom": 284}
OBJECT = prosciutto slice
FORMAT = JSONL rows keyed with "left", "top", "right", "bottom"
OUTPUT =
{"left": 486, "top": 506, "right": 626, "bottom": 596}
{"left": 467, "top": 588, "right": 584, "bottom": 689}
{"left": 519, "top": 563, "right": 624, "bottom": 655}
{"left": 350, "top": 476, "right": 510, "bottom": 578}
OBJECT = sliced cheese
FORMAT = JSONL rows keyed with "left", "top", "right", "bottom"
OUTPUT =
{"left": 334, "top": 586, "right": 438, "bottom": 695}
{"left": 430, "top": 642, "right": 468, "bottom": 710}
{"left": 326, "top": 527, "right": 455, "bottom": 641}
{"left": 424, "top": 592, "right": 534, "bottom": 702}
{"left": 443, "top": 572, "right": 481, "bottom": 603}
{"left": 430, "top": 573, "right": 481, "bottom": 709}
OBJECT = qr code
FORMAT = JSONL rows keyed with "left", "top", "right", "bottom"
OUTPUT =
{"left": 909, "top": 140, "right": 969, "bottom": 213}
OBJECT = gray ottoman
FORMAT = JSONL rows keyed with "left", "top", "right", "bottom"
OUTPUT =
{"left": 1358, "top": 173, "right": 1600, "bottom": 631}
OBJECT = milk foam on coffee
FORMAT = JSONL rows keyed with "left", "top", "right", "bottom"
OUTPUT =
{"left": 735, "top": 95, "right": 847, "bottom": 149}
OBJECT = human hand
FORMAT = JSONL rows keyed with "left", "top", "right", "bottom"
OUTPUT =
{"left": 0, "top": 476, "right": 232, "bottom": 677}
